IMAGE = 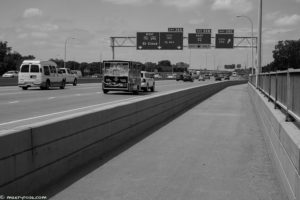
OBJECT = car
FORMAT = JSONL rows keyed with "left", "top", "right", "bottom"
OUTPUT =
{"left": 224, "top": 75, "right": 230, "bottom": 80}
{"left": 183, "top": 74, "right": 194, "bottom": 82}
{"left": 215, "top": 75, "right": 222, "bottom": 81}
{"left": 154, "top": 74, "right": 162, "bottom": 79}
{"left": 2, "top": 71, "right": 18, "bottom": 78}
{"left": 176, "top": 74, "right": 184, "bottom": 81}
{"left": 203, "top": 74, "right": 210, "bottom": 80}
{"left": 141, "top": 71, "right": 155, "bottom": 92}
{"left": 198, "top": 75, "right": 205, "bottom": 81}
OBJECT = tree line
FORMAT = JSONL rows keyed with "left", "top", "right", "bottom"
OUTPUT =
{"left": 262, "top": 39, "right": 300, "bottom": 72}
{"left": 0, "top": 41, "right": 190, "bottom": 76}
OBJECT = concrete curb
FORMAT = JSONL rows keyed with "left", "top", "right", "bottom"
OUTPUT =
{"left": 0, "top": 81, "right": 246, "bottom": 195}
{"left": 248, "top": 83, "right": 300, "bottom": 200}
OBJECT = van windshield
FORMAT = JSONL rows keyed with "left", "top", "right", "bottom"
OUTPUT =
{"left": 20, "top": 65, "right": 29, "bottom": 73}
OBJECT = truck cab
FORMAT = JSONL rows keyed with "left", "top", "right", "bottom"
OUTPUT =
{"left": 58, "top": 68, "right": 78, "bottom": 86}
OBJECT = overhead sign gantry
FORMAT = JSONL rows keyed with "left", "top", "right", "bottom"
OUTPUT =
{"left": 136, "top": 28, "right": 183, "bottom": 50}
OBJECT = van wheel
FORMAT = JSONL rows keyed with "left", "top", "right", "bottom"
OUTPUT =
{"left": 60, "top": 80, "right": 66, "bottom": 89}
{"left": 45, "top": 80, "right": 50, "bottom": 90}
{"left": 73, "top": 78, "right": 77, "bottom": 86}
{"left": 22, "top": 87, "right": 28, "bottom": 90}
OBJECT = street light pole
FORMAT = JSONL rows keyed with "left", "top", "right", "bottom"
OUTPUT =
{"left": 237, "top": 15, "right": 254, "bottom": 75}
{"left": 64, "top": 37, "right": 76, "bottom": 68}
{"left": 257, "top": 0, "right": 263, "bottom": 87}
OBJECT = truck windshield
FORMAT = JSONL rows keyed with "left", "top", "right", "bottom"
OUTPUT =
{"left": 104, "top": 62, "right": 129, "bottom": 76}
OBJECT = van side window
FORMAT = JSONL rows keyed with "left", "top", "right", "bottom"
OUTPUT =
{"left": 30, "top": 65, "right": 39, "bottom": 73}
{"left": 50, "top": 66, "right": 56, "bottom": 74}
{"left": 20, "top": 65, "right": 29, "bottom": 73}
{"left": 43, "top": 66, "right": 50, "bottom": 76}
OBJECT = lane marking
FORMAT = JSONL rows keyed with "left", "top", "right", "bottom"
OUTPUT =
{"left": 0, "top": 96, "right": 144, "bottom": 127}
{"left": 8, "top": 101, "right": 19, "bottom": 104}
{"left": 48, "top": 97, "right": 56, "bottom": 100}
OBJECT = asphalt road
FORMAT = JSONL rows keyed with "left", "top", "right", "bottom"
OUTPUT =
{"left": 0, "top": 79, "right": 215, "bottom": 131}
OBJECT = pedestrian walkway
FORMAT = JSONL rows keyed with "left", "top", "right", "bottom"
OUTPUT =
{"left": 50, "top": 84, "right": 288, "bottom": 200}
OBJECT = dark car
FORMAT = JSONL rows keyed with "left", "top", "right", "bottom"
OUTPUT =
{"left": 224, "top": 75, "right": 230, "bottom": 80}
{"left": 215, "top": 75, "right": 222, "bottom": 81}
{"left": 183, "top": 74, "right": 194, "bottom": 82}
{"left": 176, "top": 74, "right": 184, "bottom": 81}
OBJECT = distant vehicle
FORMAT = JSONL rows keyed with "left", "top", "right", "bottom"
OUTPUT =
{"left": 58, "top": 68, "right": 78, "bottom": 86}
{"left": 204, "top": 74, "right": 210, "bottom": 80}
{"left": 198, "top": 75, "right": 205, "bottom": 81}
{"left": 18, "top": 60, "right": 66, "bottom": 90}
{"left": 141, "top": 71, "right": 155, "bottom": 92}
{"left": 176, "top": 74, "right": 184, "bottom": 81}
{"left": 71, "top": 70, "right": 82, "bottom": 78}
{"left": 154, "top": 74, "right": 162, "bottom": 79}
{"left": 2, "top": 71, "right": 18, "bottom": 78}
{"left": 232, "top": 72, "right": 237, "bottom": 77}
{"left": 183, "top": 74, "right": 194, "bottom": 82}
{"left": 214, "top": 75, "right": 222, "bottom": 81}
{"left": 224, "top": 75, "right": 230, "bottom": 80}
{"left": 102, "top": 60, "right": 142, "bottom": 94}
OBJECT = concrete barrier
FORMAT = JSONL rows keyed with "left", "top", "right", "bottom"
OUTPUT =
{"left": 248, "top": 83, "right": 300, "bottom": 200}
{"left": 0, "top": 81, "right": 246, "bottom": 195}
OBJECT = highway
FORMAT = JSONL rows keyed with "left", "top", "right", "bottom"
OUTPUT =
{"left": 0, "top": 80, "right": 215, "bottom": 131}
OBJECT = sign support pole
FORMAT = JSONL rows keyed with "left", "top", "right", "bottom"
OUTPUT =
{"left": 257, "top": 0, "right": 262, "bottom": 87}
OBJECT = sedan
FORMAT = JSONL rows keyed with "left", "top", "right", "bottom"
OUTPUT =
{"left": 2, "top": 71, "right": 18, "bottom": 78}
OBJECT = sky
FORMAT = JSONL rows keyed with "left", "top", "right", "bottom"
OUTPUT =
{"left": 0, "top": 0, "right": 300, "bottom": 70}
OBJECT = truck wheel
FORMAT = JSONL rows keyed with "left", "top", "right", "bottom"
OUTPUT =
{"left": 103, "top": 89, "right": 108, "bottom": 94}
{"left": 22, "top": 86, "right": 28, "bottom": 90}
{"left": 133, "top": 86, "right": 140, "bottom": 95}
{"left": 73, "top": 78, "right": 77, "bottom": 86}
{"left": 45, "top": 80, "right": 50, "bottom": 90}
{"left": 60, "top": 80, "right": 66, "bottom": 89}
{"left": 150, "top": 84, "right": 155, "bottom": 92}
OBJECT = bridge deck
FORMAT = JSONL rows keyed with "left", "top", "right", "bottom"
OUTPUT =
{"left": 48, "top": 84, "right": 287, "bottom": 200}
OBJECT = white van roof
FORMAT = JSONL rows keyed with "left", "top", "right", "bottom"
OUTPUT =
{"left": 21, "top": 60, "right": 57, "bottom": 66}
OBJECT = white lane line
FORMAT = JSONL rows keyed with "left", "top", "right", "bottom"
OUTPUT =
{"left": 0, "top": 96, "right": 143, "bottom": 127}
{"left": 8, "top": 101, "right": 19, "bottom": 104}
{"left": 75, "top": 94, "right": 82, "bottom": 96}
{"left": 48, "top": 97, "right": 56, "bottom": 100}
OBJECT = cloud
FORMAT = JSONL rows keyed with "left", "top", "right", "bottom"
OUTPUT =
{"left": 211, "top": 0, "right": 253, "bottom": 13}
{"left": 161, "top": 0, "right": 204, "bottom": 9}
{"left": 188, "top": 18, "right": 205, "bottom": 25}
{"left": 102, "top": 0, "right": 153, "bottom": 5}
{"left": 31, "top": 32, "right": 49, "bottom": 39}
{"left": 25, "top": 23, "right": 59, "bottom": 32}
{"left": 23, "top": 8, "right": 43, "bottom": 18}
{"left": 274, "top": 14, "right": 300, "bottom": 26}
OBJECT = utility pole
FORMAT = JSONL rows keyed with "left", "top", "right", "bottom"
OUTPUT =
{"left": 257, "top": 0, "right": 263, "bottom": 87}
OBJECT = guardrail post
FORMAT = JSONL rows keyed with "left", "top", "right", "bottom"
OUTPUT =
{"left": 286, "top": 70, "right": 293, "bottom": 122}
{"left": 274, "top": 71, "right": 279, "bottom": 109}
{"left": 268, "top": 72, "right": 271, "bottom": 102}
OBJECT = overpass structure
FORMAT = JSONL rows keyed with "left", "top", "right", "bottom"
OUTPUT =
{"left": 0, "top": 79, "right": 299, "bottom": 199}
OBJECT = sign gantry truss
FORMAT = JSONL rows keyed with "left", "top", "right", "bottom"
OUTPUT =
{"left": 110, "top": 36, "right": 258, "bottom": 59}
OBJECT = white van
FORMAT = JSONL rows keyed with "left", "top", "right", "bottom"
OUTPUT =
{"left": 18, "top": 60, "right": 66, "bottom": 90}
{"left": 141, "top": 71, "right": 155, "bottom": 92}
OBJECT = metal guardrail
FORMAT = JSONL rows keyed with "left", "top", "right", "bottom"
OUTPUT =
{"left": 249, "top": 69, "right": 300, "bottom": 122}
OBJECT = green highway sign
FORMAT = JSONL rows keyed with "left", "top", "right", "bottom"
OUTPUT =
{"left": 216, "top": 29, "right": 234, "bottom": 49}
{"left": 159, "top": 32, "right": 183, "bottom": 50}
{"left": 188, "top": 29, "right": 211, "bottom": 49}
{"left": 136, "top": 32, "right": 160, "bottom": 50}
{"left": 168, "top": 27, "right": 184, "bottom": 32}
{"left": 137, "top": 32, "right": 183, "bottom": 50}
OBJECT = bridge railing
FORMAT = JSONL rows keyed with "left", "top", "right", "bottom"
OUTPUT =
{"left": 249, "top": 69, "right": 300, "bottom": 122}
